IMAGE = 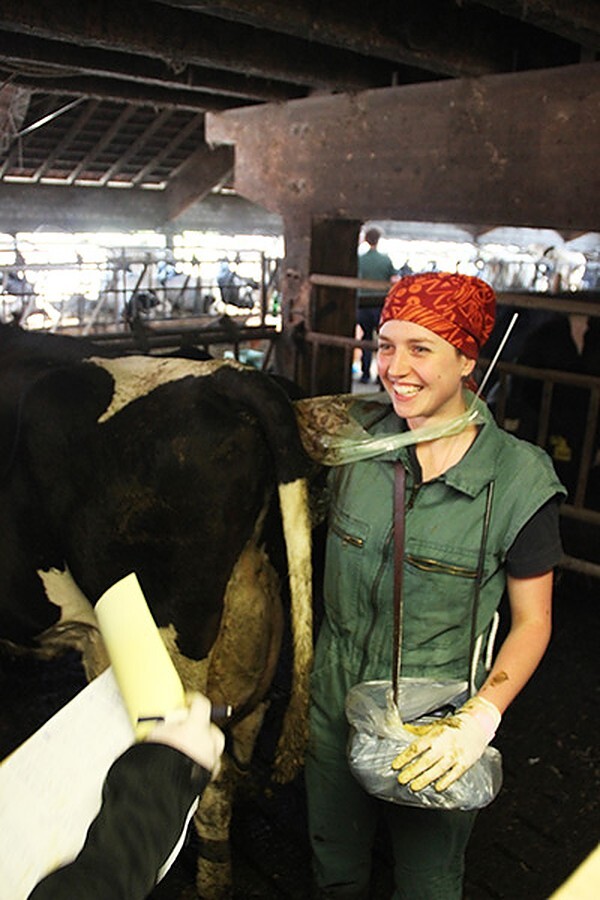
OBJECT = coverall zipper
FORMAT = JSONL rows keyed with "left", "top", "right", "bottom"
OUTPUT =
{"left": 358, "top": 523, "right": 393, "bottom": 681}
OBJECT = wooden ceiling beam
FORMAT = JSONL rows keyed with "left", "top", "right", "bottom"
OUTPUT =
{"left": 8, "top": 75, "right": 254, "bottom": 112}
{"left": 0, "top": 0, "right": 393, "bottom": 91}
{"left": 163, "top": 143, "right": 234, "bottom": 222}
{"left": 65, "top": 105, "right": 137, "bottom": 184}
{"left": 0, "top": 30, "right": 304, "bottom": 104}
{"left": 477, "top": 0, "right": 600, "bottom": 51}
{"left": 155, "top": 0, "right": 571, "bottom": 76}
{"left": 206, "top": 62, "right": 600, "bottom": 233}
{"left": 98, "top": 108, "right": 174, "bottom": 185}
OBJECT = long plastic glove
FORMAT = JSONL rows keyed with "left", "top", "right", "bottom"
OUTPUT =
{"left": 391, "top": 696, "right": 501, "bottom": 793}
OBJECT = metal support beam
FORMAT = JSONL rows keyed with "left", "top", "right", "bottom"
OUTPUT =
{"left": 207, "top": 62, "right": 600, "bottom": 232}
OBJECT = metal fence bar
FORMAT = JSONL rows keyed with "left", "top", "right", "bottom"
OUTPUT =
{"left": 560, "top": 555, "right": 600, "bottom": 579}
{"left": 575, "top": 385, "right": 599, "bottom": 508}
{"left": 308, "top": 275, "right": 600, "bottom": 318}
{"left": 79, "top": 323, "right": 280, "bottom": 362}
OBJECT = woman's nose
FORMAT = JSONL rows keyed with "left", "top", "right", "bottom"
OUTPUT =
{"left": 387, "top": 347, "right": 410, "bottom": 376}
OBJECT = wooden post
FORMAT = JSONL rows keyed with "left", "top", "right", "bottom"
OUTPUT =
{"left": 275, "top": 212, "right": 311, "bottom": 384}
{"left": 275, "top": 216, "right": 361, "bottom": 393}
{"left": 309, "top": 217, "right": 361, "bottom": 395}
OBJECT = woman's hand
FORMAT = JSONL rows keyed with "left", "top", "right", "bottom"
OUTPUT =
{"left": 391, "top": 696, "right": 501, "bottom": 792}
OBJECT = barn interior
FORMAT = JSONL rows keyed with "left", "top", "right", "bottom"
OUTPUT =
{"left": 0, "top": 3, "right": 599, "bottom": 898}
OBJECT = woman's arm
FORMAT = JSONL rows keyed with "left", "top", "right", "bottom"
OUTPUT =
{"left": 477, "top": 570, "right": 554, "bottom": 714}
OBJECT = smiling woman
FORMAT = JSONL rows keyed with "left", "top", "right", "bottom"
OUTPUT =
{"left": 305, "top": 271, "right": 567, "bottom": 900}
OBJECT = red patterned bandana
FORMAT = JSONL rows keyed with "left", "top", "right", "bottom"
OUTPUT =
{"left": 379, "top": 272, "right": 496, "bottom": 358}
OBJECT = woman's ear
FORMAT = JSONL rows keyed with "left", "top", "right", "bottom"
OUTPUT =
{"left": 461, "top": 356, "right": 476, "bottom": 380}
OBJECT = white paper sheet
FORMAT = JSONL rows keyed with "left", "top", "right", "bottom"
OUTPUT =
{"left": 0, "top": 667, "right": 134, "bottom": 900}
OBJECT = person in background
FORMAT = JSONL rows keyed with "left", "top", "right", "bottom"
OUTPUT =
{"left": 306, "top": 272, "right": 565, "bottom": 899}
{"left": 28, "top": 693, "right": 225, "bottom": 900}
{"left": 356, "top": 227, "right": 397, "bottom": 384}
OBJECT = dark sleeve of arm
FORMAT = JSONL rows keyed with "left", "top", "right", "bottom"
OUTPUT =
{"left": 28, "top": 743, "right": 211, "bottom": 900}
{"left": 506, "top": 496, "right": 563, "bottom": 578}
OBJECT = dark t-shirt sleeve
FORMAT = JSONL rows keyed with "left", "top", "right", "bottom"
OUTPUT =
{"left": 28, "top": 742, "right": 210, "bottom": 900}
{"left": 506, "top": 496, "right": 563, "bottom": 578}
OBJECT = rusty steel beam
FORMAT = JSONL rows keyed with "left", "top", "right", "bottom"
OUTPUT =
{"left": 206, "top": 62, "right": 600, "bottom": 232}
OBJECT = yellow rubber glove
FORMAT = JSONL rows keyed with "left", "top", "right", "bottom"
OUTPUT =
{"left": 391, "top": 696, "right": 501, "bottom": 793}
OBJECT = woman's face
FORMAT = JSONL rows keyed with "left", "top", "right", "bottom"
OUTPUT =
{"left": 377, "top": 319, "right": 475, "bottom": 428}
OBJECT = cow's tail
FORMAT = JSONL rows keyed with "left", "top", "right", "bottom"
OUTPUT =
{"left": 273, "top": 476, "right": 313, "bottom": 783}
{"left": 211, "top": 364, "right": 314, "bottom": 782}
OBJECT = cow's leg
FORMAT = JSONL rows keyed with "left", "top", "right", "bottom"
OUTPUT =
{"left": 194, "top": 701, "right": 268, "bottom": 899}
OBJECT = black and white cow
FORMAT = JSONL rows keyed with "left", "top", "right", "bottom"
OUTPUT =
{"left": 0, "top": 322, "right": 314, "bottom": 896}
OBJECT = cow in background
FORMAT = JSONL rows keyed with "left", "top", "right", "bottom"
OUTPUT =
{"left": 0, "top": 322, "right": 314, "bottom": 897}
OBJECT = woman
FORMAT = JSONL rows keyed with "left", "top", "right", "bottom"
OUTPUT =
{"left": 305, "top": 272, "right": 565, "bottom": 899}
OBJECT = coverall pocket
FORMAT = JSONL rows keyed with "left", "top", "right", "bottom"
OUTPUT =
{"left": 325, "top": 506, "right": 373, "bottom": 623}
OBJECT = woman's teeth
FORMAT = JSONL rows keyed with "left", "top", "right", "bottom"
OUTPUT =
{"left": 393, "top": 384, "right": 421, "bottom": 398}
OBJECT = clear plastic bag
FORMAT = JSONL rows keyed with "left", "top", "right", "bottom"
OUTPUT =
{"left": 294, "top": 394, "right": 485, "bottom": 466}
{"left": 345, "top": 680, "right": 503, "bottom": 811}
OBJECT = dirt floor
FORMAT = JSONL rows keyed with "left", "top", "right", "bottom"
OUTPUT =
{"left": 1, "top": 568, "right": 597, "bottom": 899}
